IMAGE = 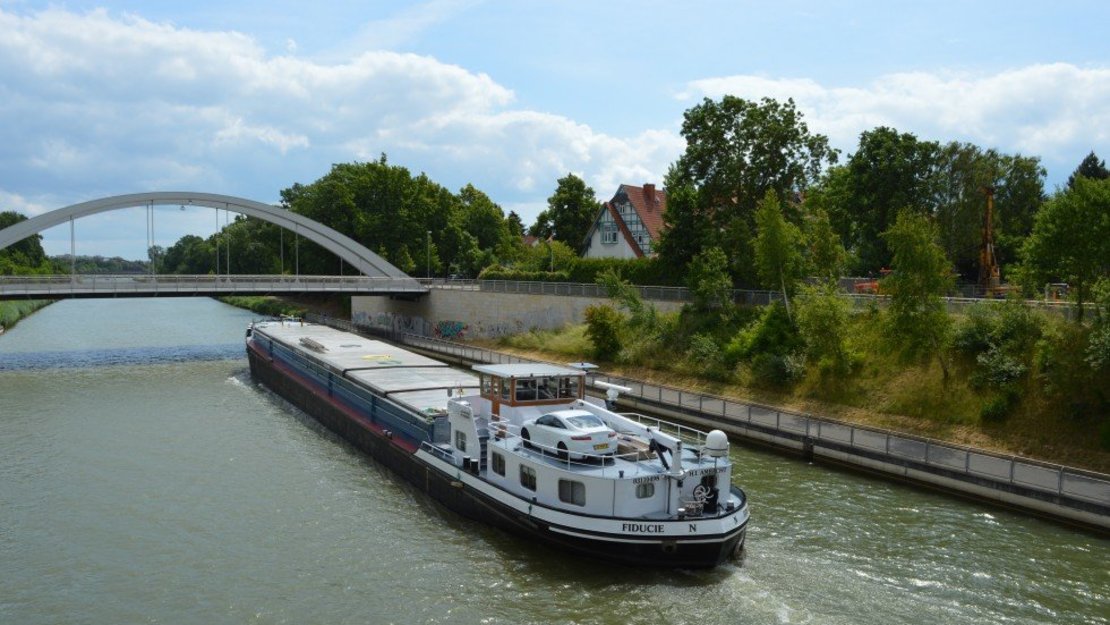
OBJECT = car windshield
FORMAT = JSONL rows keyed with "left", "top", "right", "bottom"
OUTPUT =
{"left": 566, "top": 414, "right": 605, "bottom": 429}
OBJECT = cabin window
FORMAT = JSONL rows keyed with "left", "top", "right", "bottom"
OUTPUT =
{"left": 636, "top": 483, "right": 655, "bottom": 499}
{"left": 558, "top": 376, "right": 580, "bottom": 399}
{"left": 498, "top": 378, "right": 510, "bottom": 402}
{"left": 537, "top": 377, "right": 556, "bottom": 400}
{"left": 455, "top": 431, "right": 467, "bottom": 453}
{"left": 515, "top": 378, "right": 537, "bottom": 402}
{"left": 558, "top": 480, "right": 586, "bottom": 506}
{"left": 481, "top": 374, "right": 493, "bottom": 399}
{"left": 519, "top": 465, "right": 537, "bottom": 491}
{"left": 491, "top": 452, "right": 505, "bottom": 476}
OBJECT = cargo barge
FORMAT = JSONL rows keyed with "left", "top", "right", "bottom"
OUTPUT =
{"left": 246, "top": 318, "right": 749, "bottom": 567}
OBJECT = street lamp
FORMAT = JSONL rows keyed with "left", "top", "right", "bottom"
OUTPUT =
{"left": 426, "top": 230, "right": 432, "bottom": 278}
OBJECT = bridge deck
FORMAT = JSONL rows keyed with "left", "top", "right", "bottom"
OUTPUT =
{"left": 0, "top": 275, "right": 427, "bottom": 299}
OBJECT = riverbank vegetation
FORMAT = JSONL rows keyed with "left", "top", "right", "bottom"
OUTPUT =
{"left": 0, "top": 299, "right": 52, "bottom": 331}
{"left": 489, "top": 283, "right": 1110, "bottom": 471}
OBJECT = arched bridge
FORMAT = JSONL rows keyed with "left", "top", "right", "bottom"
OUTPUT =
{"left": 0, "top": 192, "right": 426, "bottom": 298}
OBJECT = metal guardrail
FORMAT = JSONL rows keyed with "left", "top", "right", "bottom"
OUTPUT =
{"left": 417, "top": 278, "right": 1081, "bottom": 313}
{"left": 0, "top": 274, "right": 426, "bottom": 297}
{"left": 309, "top": 313, "right": 1110, "bottom": 512}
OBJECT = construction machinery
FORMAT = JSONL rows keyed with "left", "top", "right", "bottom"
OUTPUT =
{"left": 979, "top": 186, "right": 1014, "bottom": 298}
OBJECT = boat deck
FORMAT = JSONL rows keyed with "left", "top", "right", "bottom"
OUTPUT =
{"left": 252, "top": 321, "right": 479, "bottom": 416}
{"left": 486, "top": 435, "right": 722, "bottom": 480}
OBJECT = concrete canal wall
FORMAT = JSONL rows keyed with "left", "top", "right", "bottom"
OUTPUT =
{"left": 351, "top": 286, "right": 682, "bottom": 339}
{"left": 318, "top": 314, "right": 1110, "bottom": 533}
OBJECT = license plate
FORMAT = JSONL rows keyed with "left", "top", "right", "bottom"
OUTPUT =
{"left": 593, "top": 443, "right": 608, "bottom": 450}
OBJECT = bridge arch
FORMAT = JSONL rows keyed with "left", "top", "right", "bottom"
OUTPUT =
{"left": 0, "top": 191, "right": 416, "bottom": 283}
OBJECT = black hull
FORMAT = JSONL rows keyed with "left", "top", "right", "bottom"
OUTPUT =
{"left": 247, "top": 344, "right": 746, "bottom": 568}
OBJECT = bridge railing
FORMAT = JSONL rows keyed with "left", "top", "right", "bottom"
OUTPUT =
{"left": 418, "top": 278, "right": 1082, "bottom": 316}
{"left": 0, "top": 274, "right": 426, "bottom": 296}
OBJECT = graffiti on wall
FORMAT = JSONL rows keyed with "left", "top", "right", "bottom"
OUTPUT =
{"left": 433, "top": 320, "right": 469, "bottom": 339}
{"left": 352, "top": 310, "right": 433, "bottom": 336}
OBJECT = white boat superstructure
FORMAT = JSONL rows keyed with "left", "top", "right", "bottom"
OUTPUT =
{"left": 427, "top": 363, "right": 745, "bottom": 526}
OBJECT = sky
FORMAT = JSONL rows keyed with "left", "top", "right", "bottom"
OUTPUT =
{"left": 1, "top": 0, "right": 1107, "bottom": 260}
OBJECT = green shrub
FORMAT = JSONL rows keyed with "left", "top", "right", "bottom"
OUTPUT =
{"left": 725, "top": 302, "right": 802, "bottom": 364}
{"left": 477, "top": 266, "right": 571, "bottom": 282}
{"left": 972, "top": 346, "right": 1027, "bottom": 389}
{"left": 584, "top": 304, "right": 623, "bottom": 361}
{"left": 979, "top": 392, "right": 1015, "bottom": 422}
{"left": 687, "top": 333, "right": 723, "bottom": 369}
{"left": 749, "top": 352, "right": 806, "bottom": 387}
{"left": 219, "top": 296, "right": 306, "bottom": 318}
{"left": 953, "top": 305, "right": 997, "bottom": 356}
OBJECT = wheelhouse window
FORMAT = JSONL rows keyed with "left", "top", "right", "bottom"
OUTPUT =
{"left": 558, "top": 479, "right": 586, "bottom": 506}
{"left": 558, "top": 376, "right": 580, "bottom": 399}
{"left": 511, "top": 375, "right": 583, "bottom": 404}
{"left": 519, "top": 465, "right": 537, "bottom": 491}
{"left": 480, "top": 374, "right": 494, "bottom": 399}
{"left": 636, "top": 483, "right": 654, "bottom": 499}
{"left": 498, "top": 378, "right": 510, "bottom": 402}
{"left": 491, "top": 452, "right": 505, "bottom": 476}
{"left": 455, "top": 431, "right": 467, "bottom": 453}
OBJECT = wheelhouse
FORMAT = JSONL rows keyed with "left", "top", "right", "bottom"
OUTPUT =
{"left": 473, "top": 363, "right": 585, "bottom": 415}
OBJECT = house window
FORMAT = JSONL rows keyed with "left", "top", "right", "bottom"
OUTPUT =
{"left": 520, "top": 465, "right": 537, "bottom": 491}
{"left": 558, "top": 479, "right": 586, "bottom": 506}
{"left": 455, "top": 430, "right": 467, "bottom": 453}
{"left": 492, "top": 452, "right": 505, "bottom": 476}
{"left": 601, "top": 222, "right": 618, "bottom": 244}
{"left": 636, "top": 482, "right": 655, "bottom": 499}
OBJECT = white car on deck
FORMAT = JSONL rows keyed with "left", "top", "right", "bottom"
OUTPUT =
{"left": 521, "top": 410, "right": 617, "bottom": 459}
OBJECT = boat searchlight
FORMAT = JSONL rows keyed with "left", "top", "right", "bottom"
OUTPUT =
{"left": 595, "top": 380, "right": 632, "bottom": 409}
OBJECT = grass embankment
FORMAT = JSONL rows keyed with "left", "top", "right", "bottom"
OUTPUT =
{"left": 219, "top": 294, "right": 349, "bottom": 319}
{"left": 481, "top": 310, "right": 1110, "bottom": 474}
{"left": 0, "top": 300, "right": 52, "bottom": 332}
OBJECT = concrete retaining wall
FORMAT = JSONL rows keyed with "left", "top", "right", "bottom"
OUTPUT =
{"left": 352, "top": 289, "right": 682, "bottom": 340}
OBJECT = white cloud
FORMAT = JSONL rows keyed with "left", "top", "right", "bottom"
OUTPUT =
{"left": 681, "top": 64, "right": 1110, "bottom": 165}
{"left": 0, "top": 190, "right": 51, "bottom": 217}
{"left": 344, "top": 0, "right": 482, "bottom": 52}
{"left": 0, "top": 6, "right": 679, "bottom": 257}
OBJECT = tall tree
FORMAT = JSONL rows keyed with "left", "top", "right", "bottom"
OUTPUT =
{"left": 1021, "top": 176, "right": 1110, "bottom": 320}
{"left": 754, "top": 190, "right": 804, "bottom": 319}
{"left": 930, "top": 143, "right": 1045, "bottom": 279}
{"left": 506, "top": 211, "right": 525, "bottom": 239}
{"left": 545, "top": 173, "right": 600, "bottom": 250}
{"left": 804, "top": 206, "right": 847, "bottom": 285}
{"left": 1067, "top": 151, "right": 1110, "bottom": 188}
{"left": 661, "top": 96, "right": 836, "bottom": 284}
{"left": 828, "top": 127, "right": 940, "bottom": 273}
{"left": 881, "top": 210, "right": 955, "bottom": 378}
{"left": 0, "top": 211, "right": 51, "bottom": 274}
{"left": 686, "top": 246, "right": 733, "bottom": 311}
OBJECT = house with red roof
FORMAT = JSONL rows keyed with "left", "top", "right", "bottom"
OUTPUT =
{"left": 581, "top": 183, "right": 666, "bottom": 259}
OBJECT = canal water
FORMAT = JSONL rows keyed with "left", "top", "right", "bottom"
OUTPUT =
{"left": 0, "top": 298, "right": 1105, "bottom": 625}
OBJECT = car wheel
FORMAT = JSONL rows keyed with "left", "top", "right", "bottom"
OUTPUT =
{"left": 521, "top": 428, "right": 531, "bottom": 448}
{"left": 557, "top": 442, "right": 568, "bottom": 459}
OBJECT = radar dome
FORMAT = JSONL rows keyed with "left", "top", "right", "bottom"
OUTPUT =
{"left": 705, "top": 430, "right": 729, "bottom": 457}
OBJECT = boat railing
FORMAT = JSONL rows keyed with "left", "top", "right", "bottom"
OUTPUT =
{"left": 617, "top": 412, "right": 708, "bottom": 448}
{"left": 492, "top": 419, "right": 649, "bottom": 473}
{"left": 420, "top": 441, "right": 455, "bottom": 463}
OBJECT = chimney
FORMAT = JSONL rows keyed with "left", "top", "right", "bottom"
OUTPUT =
{"left": 643, "top": 183, "right": 656, "bottom": 210}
